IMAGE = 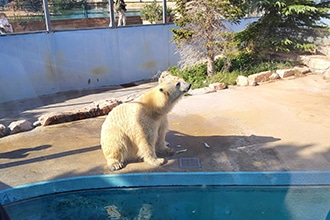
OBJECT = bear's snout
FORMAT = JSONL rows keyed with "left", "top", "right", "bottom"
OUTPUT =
{"left": 182, "top": 82, "right": 191, "bottom": 92}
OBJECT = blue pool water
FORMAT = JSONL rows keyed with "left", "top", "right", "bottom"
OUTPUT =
{"left": 1, "top": 172, "right": 330, "bottom": 220}
{"left": 3, "top": 186, "right": 330, "bottom": 220}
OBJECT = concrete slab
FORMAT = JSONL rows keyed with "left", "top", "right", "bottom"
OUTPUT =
{"left": 0, "top": 74, "right": 330, "bottom": 190}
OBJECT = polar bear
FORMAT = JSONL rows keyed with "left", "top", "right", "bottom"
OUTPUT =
{"left": 100, "top": 77, "right": 191, "bottom": 171}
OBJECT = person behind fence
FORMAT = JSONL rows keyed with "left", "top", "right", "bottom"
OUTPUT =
{"left": 115, "top": 0, "right": 127, "bottom": 26}
{"left": 0, "top": 13, "right": 13, "bottom": 34}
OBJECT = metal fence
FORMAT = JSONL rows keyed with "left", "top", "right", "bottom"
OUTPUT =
{"left": 0, "top": 0, "right": 172, "bottom": 34}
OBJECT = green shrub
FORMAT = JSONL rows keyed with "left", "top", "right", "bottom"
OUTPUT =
{"left": 207, "top": 71, "right": 239, "bottom": 86}
{"left": 169, "top": 53, "right": 300, "bottom": 88}
{"left": 169, "top": 64, "right": 207, "bottom": 89}
{"left": 140, "top": 0, "right": 162, "bottom": 23}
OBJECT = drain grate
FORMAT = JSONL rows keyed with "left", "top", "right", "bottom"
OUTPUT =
{"left": 179, "top": 158, "right": 201, "bottom": 169}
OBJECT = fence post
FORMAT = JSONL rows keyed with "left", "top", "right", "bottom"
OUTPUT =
{"left": 42, "top": 0, "right": 52, "bottom": 32}
{"left": 108, "top": 0, "right": 115, "bottom": 28}
{"left": 162, "top": 0, "right": 167, "bottom": 24}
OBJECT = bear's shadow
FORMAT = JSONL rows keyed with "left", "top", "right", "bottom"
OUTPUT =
{"left": 161, "top": 130, "right": 282, "bottom": 171}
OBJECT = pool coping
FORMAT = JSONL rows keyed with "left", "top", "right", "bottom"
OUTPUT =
{"left": 1, "top": 171, "right": 330, "bottom": 204}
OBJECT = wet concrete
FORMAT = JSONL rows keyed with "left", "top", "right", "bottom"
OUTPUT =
{"left": 0, "top": 74, "right": 330, "bottom": 190}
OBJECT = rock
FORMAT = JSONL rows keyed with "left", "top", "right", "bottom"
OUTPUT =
{"left": 323, "top": 68, "right": 330, "bottom": 80}
{"left": 0, "top": 124, "right": 8, "bottom": 137}
{"left": 209, "top": 82, "right": 227, "bottom": 90}
{"left": 39, "top": 110, "right": 96, "bottom": 126}
{"left": 317, "top": 45, "right": 330, "bottom": 57}
{"left": 119, "top": 94, "right": 140, "bottom": 103}
{"left": 94, "top": 99, "right": 121, "bottom": 114}
{"left": 276, "top": 68, "right": 296, "bottom": 78}
{"left": 247, "top": 78, "right": 258, "bottom": 86}
{"left": 38, "top": 99, "right": 121, "bottom": 126}
{"left": 298, "top": 55, "right": 330, "bottom": 74}
{"left": 293, "top": 66, "right": 310, "bottom": 75}
{"left": 158, "top": 71, "right": 183, "bottom": 83}
{"left": 236, "top": 75, "right": 249, "bottom": 86}
{"left": 189, "top": 87, "right": 216, "bottom": 95}
{"left": 8, "top": 120, "right": 33, "bottom": 134}
{"left": 248, "top": 70, "right": 273, "bottom": 83}
{"left": 269, "top": 72, "right": 280, "bottom": 80}
{"left": 33, "top": 120, "right": 41, "bottom": 127}
{"left": 38, "top": 112, "right": 74, "bottom": 126}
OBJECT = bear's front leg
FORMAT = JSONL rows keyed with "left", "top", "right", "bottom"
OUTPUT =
{"left": 144, "top": 154, "right": 166, "bottom": 166}
{"left": 155, "top": 117, "right": 174, "bottom": 157}
{"left": 106, "top": 158, "right": 125, "bottom": 171}
{"left": 137, "top": 138, "right": 167, "bottom": 167}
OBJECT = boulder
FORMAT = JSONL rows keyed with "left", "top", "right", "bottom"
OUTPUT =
{"left": 236, "top": 75, "right": 249, "bottom": 86}
{"left": 189, "top": 87, "right": 216, "bottom": 95}
{"left": 209, "top": 82, "right": 227, "bottom": 90}
{"left": 276, "top": 69, "right": 296, "bottom": 78}
{"left": 0, "top": 124, "right": 8, "bottom": 137}
{"left": 94, "top": 99, "right": 122, "bottom": 115}
{"left": 293, "top": 66, "right": 310, "bottom": 75}
{"left": 248, "top": 71, "right": 273, "bottom": 84}
{"left": 38, "top": 112, "right": 75, "bottom": 126}
{"left": 269, "top": 72, "right": 280, "bottom": 80}
{"left": 158, "top": 71, "right": 183, "bottom": 83}
{"left": 323, "top": 68, "right": 330, "bottom": 80}
{"left": 298, "top": 55, "right": 330, "bottom": 74}
{"left": 38, "top": 99, "right": 121, "bottom": 126}
{"left": 119, "top": 94, "right": 140, "bottom": 103}
{"left": 8, "top": 120, "right": 33, "bottom": 134}
{"left": 317, "top": 45, "right": 330, "bottom": 57}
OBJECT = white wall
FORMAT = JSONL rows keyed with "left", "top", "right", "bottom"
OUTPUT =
{"left": 0, "top": 25, "right": 179, "bottom": 103}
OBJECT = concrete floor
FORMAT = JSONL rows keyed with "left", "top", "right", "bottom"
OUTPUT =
{"left": 0, "top": 74, "right": 330, "bottom": 190}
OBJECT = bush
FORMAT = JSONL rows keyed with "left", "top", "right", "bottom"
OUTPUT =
{"left": 168, "top": 53, "right": 299, "bottom": 88}
{"left": 140, "top": 0, "right": 162, "bottom": 23}
{"left": 169, "top": 64, "right": 207, "bottom": 89}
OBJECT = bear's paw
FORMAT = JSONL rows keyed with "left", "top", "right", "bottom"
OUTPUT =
{"left": 107, "top": 159, "right": 125, "bottom": 171}
{"left": 145, "top": 157, "right": 166, "bottom": 167}
{"left": 157, "top": 146, "right": 174, "bottom": 157}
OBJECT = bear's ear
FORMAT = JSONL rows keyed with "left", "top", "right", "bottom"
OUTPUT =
{"left": 159, "top": 87, "right": 169, "bottom": 96}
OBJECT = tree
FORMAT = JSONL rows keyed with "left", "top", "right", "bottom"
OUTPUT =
{"left": 235, "top": 0, "right": 330, "bottom": 57}
{"left": 171, "top": 0, "right": 245, "bottom": 77}
{"left": 140, "top": 0, "right": 163, "bottom": 24}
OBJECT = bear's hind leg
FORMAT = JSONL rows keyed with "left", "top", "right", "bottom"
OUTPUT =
{"left": 101, "top": 128, "right": 130, "bottom": 171}
{"left": 103, "top": 147, "right": 126, "bottom": 171}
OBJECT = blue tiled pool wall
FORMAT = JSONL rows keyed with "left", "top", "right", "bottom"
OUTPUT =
{"left": 3, "top": 186, "right": 330, "bottom": 220}
{"left": 1, "top": 172, "right": 330, "bottom": 219}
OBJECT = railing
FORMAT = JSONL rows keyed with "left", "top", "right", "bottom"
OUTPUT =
{"left": 0, "top": 0, "right": 173, "bottom": 34}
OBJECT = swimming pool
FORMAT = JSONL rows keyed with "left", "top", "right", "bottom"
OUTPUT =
{"left": 1, "top": 172, "right": 330, "bottom": 219}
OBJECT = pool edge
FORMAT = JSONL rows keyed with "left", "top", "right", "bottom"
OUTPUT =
{"left": 1, "top": 171, "right": 330, "bottom": 204}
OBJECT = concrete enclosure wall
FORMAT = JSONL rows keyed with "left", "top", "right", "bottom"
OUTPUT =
{"left": 0, "top": 25, "right": 179, "bottom": 103}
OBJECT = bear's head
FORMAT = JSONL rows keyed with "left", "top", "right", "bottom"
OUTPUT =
{"left": 158, "top": 80, "right": 191, "bottom": 104}
{"left": 147, "top": 79, "right": 190, "bottom": 115}
{"left": 138, "top": 73, "right": 190, "bottom": 115}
